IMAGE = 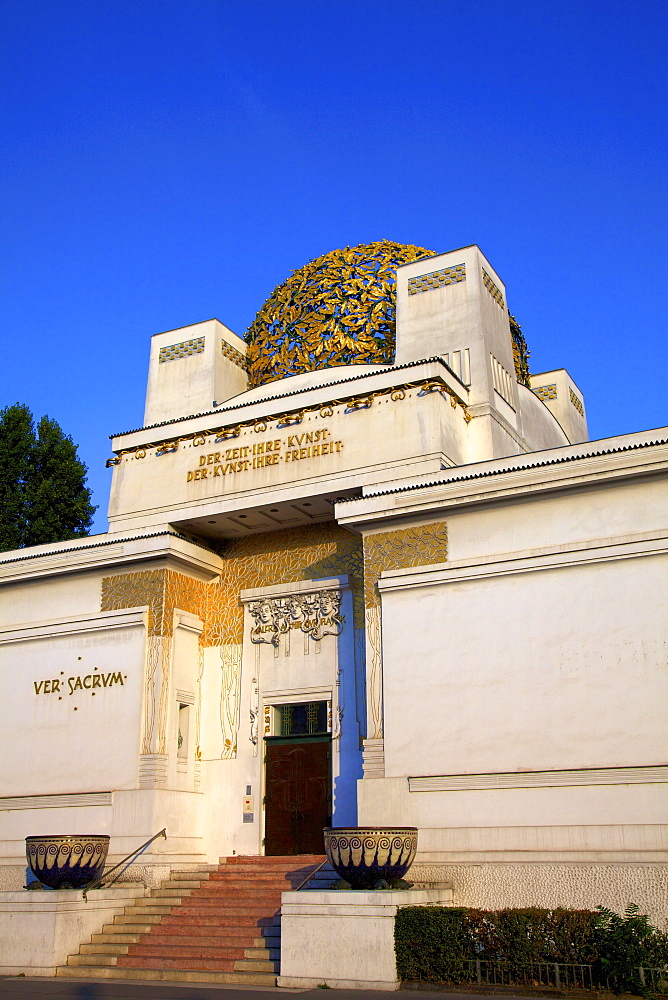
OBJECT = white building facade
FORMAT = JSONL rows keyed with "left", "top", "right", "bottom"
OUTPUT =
{"left": 1, "top": 243, "right": 666, "bottom": 922}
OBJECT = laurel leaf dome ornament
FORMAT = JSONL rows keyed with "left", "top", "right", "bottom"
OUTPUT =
{"left": 244, "top": 240, "right": 437, "bottom": 388}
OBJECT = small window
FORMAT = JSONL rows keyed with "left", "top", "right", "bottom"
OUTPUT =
{"left": 278, "top": 701, "right": 327, "bottom": 737}
{"left": 178, "top": 704, "right": 190, "bottom": 759}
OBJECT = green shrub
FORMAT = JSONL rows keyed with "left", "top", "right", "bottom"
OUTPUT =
{"left": 394, "top": 907, "right": 477, "bottom": 983}
{"left": 594, "top": 904, "right": 668, "bottom": 995}
{"left": 476, "top": 907, "right": 598, "bottom": 965}
{"left": 395, "top": 904, "right": 667, "bottom": 989}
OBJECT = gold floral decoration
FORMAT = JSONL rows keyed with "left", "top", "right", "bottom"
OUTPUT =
{"left": 510, "top": 314, "right": 531, "bottom": 387}
{"left": 363, "top": 521, "right": 448, "bottom": 608}
{"left": 101, "top": 570, "right": 173, "bottom": 636}
{"left": 101, "top": 523, "right": 365, "bottom": 643}
{"left": 209, "top": 523, "right": 364, "bottom": 641}
{"left": 245, "top": 240, "right": 437, "bottom": 388}
{"left": 101, "top": 569, "right": 207, "bottom": 637}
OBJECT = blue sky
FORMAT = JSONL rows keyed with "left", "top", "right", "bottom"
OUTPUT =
{"left": 1, "top": 0, "right": 666, "bottom": 532}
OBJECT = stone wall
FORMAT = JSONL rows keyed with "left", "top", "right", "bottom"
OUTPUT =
{"left": 411, "top": 863, "right": 668, "bottom": 929}
{"left": 0, "top": 862, "right": 174, "bottom": 891}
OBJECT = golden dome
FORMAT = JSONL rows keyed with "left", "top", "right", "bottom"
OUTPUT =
{"left": 245, "top": 240, "right": 436, "bottom": 389}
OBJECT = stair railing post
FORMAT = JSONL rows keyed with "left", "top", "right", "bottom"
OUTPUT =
{"left": 82, "top": 828, "right": 167, "bottom": 899}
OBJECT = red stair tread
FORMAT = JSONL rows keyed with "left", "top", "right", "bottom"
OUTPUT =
{"left": 118, "top": 956, "right": 238, "bottom": 971}
{"left": 160, "top": 914, "right": 278, "bottom": 927}
{"left": 126, "top": 945, "right": 246, "bottom": 958}
{"left": 135, "top": 936, "right": 247, "bottom": 949}
{"left": 223, "top": 854, "right": 323, "bottom": 862}
{"left": 150, "top": 924, "right": 262, "bottom": 938}
{"left": 112, "top": 854, "right": 321, "bottom": 981}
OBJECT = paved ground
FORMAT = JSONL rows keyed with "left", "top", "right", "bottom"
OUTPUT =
{"left": 0, "top": 982, "right": 558, "bottom": 1000}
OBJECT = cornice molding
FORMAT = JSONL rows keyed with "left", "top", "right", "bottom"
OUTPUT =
{"left": 0, "top": 530, "right": 223, "bottom": 585}
{"left": 110, "top": 356, "right": 467, "bottom": 441}
{"left": 336, "top": 433, "right": 668, "bottom": 526}
{"left": 378, "top": 530, "right": 668, "bottom": 592}
{"left": 409, "top": 765, "right": 668, "bottom": 792}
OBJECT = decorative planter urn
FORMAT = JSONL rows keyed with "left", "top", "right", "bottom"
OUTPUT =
{"left": 25, "top": 835, "right": 110, "bottom": 890}
{"left": 324, "top": 827, "right": 418, "bottom": 888}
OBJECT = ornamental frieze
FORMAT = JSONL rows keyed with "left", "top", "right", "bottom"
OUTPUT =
{"left": 248, "top": 590, "right": 344, "bottom": 647}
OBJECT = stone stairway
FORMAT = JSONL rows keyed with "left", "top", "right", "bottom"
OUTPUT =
{"left": 57, "top": 854, "right": 326, "bottom": 985}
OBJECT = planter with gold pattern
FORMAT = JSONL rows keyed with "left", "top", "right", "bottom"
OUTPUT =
{"left": 324, "top": 827, "right": 418, "bottom": 889}
{"left": 25, "top": 835, "right": 109, "bottom": 890}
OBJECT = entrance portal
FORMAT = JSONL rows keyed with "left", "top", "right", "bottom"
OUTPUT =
{"left": 264, "top": 736, "right": 331, "bottom": 855}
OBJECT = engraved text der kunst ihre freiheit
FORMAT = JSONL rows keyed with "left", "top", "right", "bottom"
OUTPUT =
{"left": 186, "top": 428, "right": 343, "bottom": 482}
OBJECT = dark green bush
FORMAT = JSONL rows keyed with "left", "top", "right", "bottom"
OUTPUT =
{"left": 478, "top": 907, "right": 598, "bottom": 966}
{"left": 594, "top": 904, "right": 668, "bottom": 994}
{"left": 395, "top": 904, "right": 667, "bottom": 990}
{"left": 394, "top": 908, "right": 477, "bottom": 983}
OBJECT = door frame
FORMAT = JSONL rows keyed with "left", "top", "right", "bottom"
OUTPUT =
{"left": 260, "top": 690, "right": 336, "bottom": 855}
{"left": 262, "top": 733, "right": 332, "bottom": 855}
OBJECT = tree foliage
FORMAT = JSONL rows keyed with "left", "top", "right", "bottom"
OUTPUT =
{"left": 0, "top": 403, "right": 33, "bottom": 551}
{"left": 0, "top": 403, "right": 96, "bottom": 552}
{"left": 595, "top": 904, "right": 668, "bottom": 995}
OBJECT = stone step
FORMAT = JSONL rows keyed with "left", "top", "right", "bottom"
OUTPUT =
{"left": 56, "top": 965, "right": 277, "bottom": 985}
{"left": 149, "top": 925, "right": 280, "bottom": 944}
{"left": 177, "top": 885, "right": 282, "bottom": 906}
{"left": 200, "top": 872, "right": 310, "bottom": 892}
{"left": 146, "top": 928, "right": 261, "bottom": 943}
{"left": 159, "top": 913, "right": 280, "bottom": 928}
{"left": 191, "top": 874, "right": 285, "bottom": 885}
{"left": 56, "top": 854, "right": 306, "bottom": 985}
{"left": 124, "top": 904, "right": 175, "bottom": 915}
{"left": 151, "top": 888, "right": 192, "bottom": 898}
{"left": 173, "top": 864, "right": 219, "bottom": 871}
{"left": 244, "top": 946, "right": 280, "bottom": 960}
{"left": 191, "top": 882, "right": 286, "bottom": 893}
{"left": 218, "top": 858, "right": 323, "bottom": 870}
{"left": 92, "top": 933, "right": 143, "bottom": 945}
{"left": 80, "top": 943, "right": 129, "bottom": 956}
{"left": 124, "top": 944, "right": 246, "bottom": 959}
{"left": 219, "top": 851, "right": 326, "bottom": 866}
{"left": 202, "top": 870, "right": 300, "bottom": 889}
{"left": 230, "top": 861, "right": 323, "bottom": 867}
{"left": 130, "top": 935, "right": 247, "bottom": 952}
{"left": 256, "top": 934, "right": 281, "bottom": 946}
{"left": 168, "top": 870, "right": 212, "bottom": 880}
{"left": 86, "top": 936, "right": 279, "bottom": 955}
{"left": 170, "top": 905, "right": 280, "bottom": 917}
{"left": 173, "top": 900, "right": 275, "bottom": 911}
{"left": 67, "top": 955, "right": 118, "bottom": 967}
{"left": 215, "top": 858, "right": 325, "bottom": 875}
{"left": 118, "top": 955, "right": 237, "bottom": 971}
{"left": 159, "top": 879, "right": 204, "bottom": 889}
{"left": 126, "top": 900, "right": 176, "bottom": 910}
{"left": 221, "top": 853, "right": 323, "bottom": 861}
{"left": 234, "top": 959, "right": 279, "bottom": 973}
{"left": 111, "top": 914, "right": 163, "bottom": 926}
{"left": 179, "top": 883, "right": 290, "bottom": 906}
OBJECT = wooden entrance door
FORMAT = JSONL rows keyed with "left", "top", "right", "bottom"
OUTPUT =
{"left": 264, "top": 737, "right": 331, "bottom": 856}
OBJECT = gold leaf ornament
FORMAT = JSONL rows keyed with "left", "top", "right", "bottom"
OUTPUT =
{"left": 245, "top": 240, "right": 437, "bottom": 388}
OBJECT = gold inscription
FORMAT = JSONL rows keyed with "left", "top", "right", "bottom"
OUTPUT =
{"left": 33, "top": 672, "right": 126, "bottom": 696}
{"left": 186, "top": 427, "right": 343, "bottom": 483}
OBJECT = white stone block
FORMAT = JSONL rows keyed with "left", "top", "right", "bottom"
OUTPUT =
{"left": 0, "top": 886, "right": 146, "bottom": 975}
{"left": 277, "top": 888, "right": 453, "bottom": 990}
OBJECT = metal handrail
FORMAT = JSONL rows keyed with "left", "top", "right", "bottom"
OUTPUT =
{"left": 295, "top": 857, "right": 329, "bottom": 891}
{"left": 82, "top": 828, "right": 167, "bottom": 899}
